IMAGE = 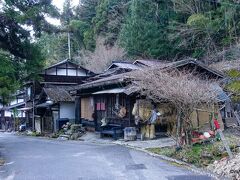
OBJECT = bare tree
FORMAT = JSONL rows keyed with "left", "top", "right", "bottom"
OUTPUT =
{"left": 209, "top": 59, "right": 240, "bottom": 72}
{"left": 129, "top": 68, "right": 220, "bottom": 145}
{"left": 80, "top": 37, "right": 126, "bottom": 73}
{"left": 172, "top": 0, "right": 205, "bottom": 14}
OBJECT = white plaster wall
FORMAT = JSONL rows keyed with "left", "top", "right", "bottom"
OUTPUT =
{"left": 45, "top": 67, "right": 87, "bottom": 76}
{"left": 58, "top": 69, "right": 86, "bottom": 76}
{"left": 68, "top": 69, "right": 77, "bottom": 76}
{"left": 18, "top": 99, "right": 24, "bottom": 103}
{"left": 18, "top": 111, "right": 25, "bottom": 118}
{"left": 10, "top": 99, "right": 17, "bottom": 105}
{"left": 10, "top": 98, "right": 24, "bottom": 106}
{"left": 4, "top": 111, "right": 12, "bottom": 117}
{"left": 57, "top": 68, "right": 67, "bottom": 75}
{"left": 59, "top": 102, "right": 75, "bottom": 119}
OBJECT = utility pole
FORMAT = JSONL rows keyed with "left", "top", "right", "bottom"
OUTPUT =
{"left": 32, "top": 81, "right": 35, "bottom": 131}
{"left": 68, "top": 32, "right": 71, "bottom": 60}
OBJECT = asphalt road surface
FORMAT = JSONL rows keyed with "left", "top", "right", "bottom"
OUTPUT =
{"left": 0, "top": 133, "right": 215, "bottom": 180}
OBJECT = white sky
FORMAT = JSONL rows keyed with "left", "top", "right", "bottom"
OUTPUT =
{"left": 46, "top": 0, "right": 79, "bottom": 26}
{"left": 52, "top": 0, "right": 79, "bottom": 12}
{"left": 0, "top": 0, "right": 79, "bottom": 26}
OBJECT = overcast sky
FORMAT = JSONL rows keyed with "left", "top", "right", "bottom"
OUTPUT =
{"left": 52, "top": 0, "right": 79, "bottom": 11}
{"left": 46, "top": 0, "right": 80, "bottom": 26}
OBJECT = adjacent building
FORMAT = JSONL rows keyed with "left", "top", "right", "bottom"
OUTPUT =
{"left": 3, "top": 59, "right": 94, "bottom": 133}
{"left": 71, "top": 59, "right": 229, "bottom": 138}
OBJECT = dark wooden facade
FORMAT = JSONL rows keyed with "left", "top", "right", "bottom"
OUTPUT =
{"left": 21, "top": 59, "right": 94, "bottom": 132}
{"left": 93, "top": 94, "right": 135, "bottom": 131}
{"left": 74, "top": 59, "right": 225, "bottom": 132}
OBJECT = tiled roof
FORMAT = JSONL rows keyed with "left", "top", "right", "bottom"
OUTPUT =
{"left": 43, "top": 86, "right": 74, "bottom": 102}
{"left": 73, "top": 59, "right": 224, "bottom": 91}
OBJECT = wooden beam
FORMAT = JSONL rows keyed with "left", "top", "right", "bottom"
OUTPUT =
{"left": 75, "top": 97, "right": 81, "bottom": 124}
{"left": 66, "top": 62, "right": 68, "bottom": 76}
{"left": 233, "top": 111, "right": 240, "bottom": 126}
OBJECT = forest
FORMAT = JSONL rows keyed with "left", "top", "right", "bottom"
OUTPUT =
{"left": 1, "top": 0, "right": 240, "bottom": 103}
{"left": 44, "top": 0, "right": 240, "bottom": 66}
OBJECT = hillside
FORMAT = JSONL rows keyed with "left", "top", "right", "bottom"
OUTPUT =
{"left": 37, "top": 0, "right": 240, "bottom": 73}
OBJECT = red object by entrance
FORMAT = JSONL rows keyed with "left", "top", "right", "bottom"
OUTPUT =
{"left": 214, "top": 119, "right": 220, "bottom": 129}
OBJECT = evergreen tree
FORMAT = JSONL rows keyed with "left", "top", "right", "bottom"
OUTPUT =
{"left": 0, "top": 51, "right": 19, "bottom": 105}
{"left": 0, "top": 0, "right": 58, "bottom": 103}
{"left": 75, "top": 0, "right": 98, "bottom": 24}
{"left": 169, "top": 0, "right": 240, "bottom": 61}
{"left": 61, "top": 0, "right": 74, "bottom": 26}
{"left": 93, "top": 0, "right": 130, "bottom": 46}
{"left": 119, "top": 0, "right": 174, "bottom": 59}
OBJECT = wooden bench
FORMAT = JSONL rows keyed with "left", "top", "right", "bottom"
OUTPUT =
{"left": 100, "top": 124, "right": 123, "bottom": 140}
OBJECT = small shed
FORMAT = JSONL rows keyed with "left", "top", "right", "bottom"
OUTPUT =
{"left": 35, "top": 86, "right": 75, "bottom": 133}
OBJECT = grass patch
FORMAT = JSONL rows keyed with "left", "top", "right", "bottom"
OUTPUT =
{"left": 148, "top": 147, "right": 175, "bottom": 157}
{"left": 27, "top": 131, "right": 42, "bottom": 137}
{"left": 147, "top": 137, "right": 239, "bottom": 167}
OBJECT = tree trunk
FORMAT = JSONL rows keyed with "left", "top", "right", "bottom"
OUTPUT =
{"left": 176, "top": 108, "right": 181, "bottom": 147}
{"left": 182, "top": 109, "right": 193, "bottom": 145}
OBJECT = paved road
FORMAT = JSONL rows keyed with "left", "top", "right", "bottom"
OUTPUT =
{"left": 0, "top": 133, "right": 214, "bottom": 180}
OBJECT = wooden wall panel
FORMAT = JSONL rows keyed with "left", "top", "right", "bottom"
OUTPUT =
{"left": 81, "top": 97, "right": 94, "bottom": 121}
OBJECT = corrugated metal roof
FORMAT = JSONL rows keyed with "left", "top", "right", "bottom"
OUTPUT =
{"left": 73, "top": 73, "right": 131, "bottom": 91}
{"left": 134, "top": 59, "right": 224, "bottom": 78}
{"left": 73, "top": 59, "right": 225, "bottom": 93}
{"left": 92, "top": 88, "right": 126, "bottom": 94}
{"left": 107, "top": 62, "right": 141, "bottom": 70}
{"left": 135, "top": 59, "right": 224, "bottom": 78}
{"left": 213, "top": 84, "right": 230, "bottom": 102}
{"left": 133, "top": 59, "right": 169, "bottom": 68}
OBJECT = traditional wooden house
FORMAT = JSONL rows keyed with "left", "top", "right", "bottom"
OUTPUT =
{"left": 15, "top": 59, "right": 94, "bottom": 133}
{"left": 34, "top": 86, "right": 75, "bottom": 133}
{"left": 1, "top": 91, "right": 26, "bottom": 130}
{"left": 72, "top": 59, "right": 227, "bottom": 138}
{"left": 73, "top": 73, "right": 135, "bottom": 131}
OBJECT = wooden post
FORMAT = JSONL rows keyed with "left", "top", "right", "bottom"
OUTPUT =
{"left": 196, "top": 110, "right": 200, "bottom": 131}
{"left": 209, "top": 112, "right": 214, "bottom": 130}
{"left": 217, "top": 129, "right": 233, "bottom": 159}
{"left": 233, "top": 111, "right": 240, "bottom": 126}
{"left": 75, "top": 96, "right": 81, "bottom": 124}
{"left": 212, "top": 110, "right": 233, "bottom": 159}
{"left": 176, "top": 109, "right": 181, "bottom": 147}
{"left": 32, "top": 82, "right": 35, "bottom": 131}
